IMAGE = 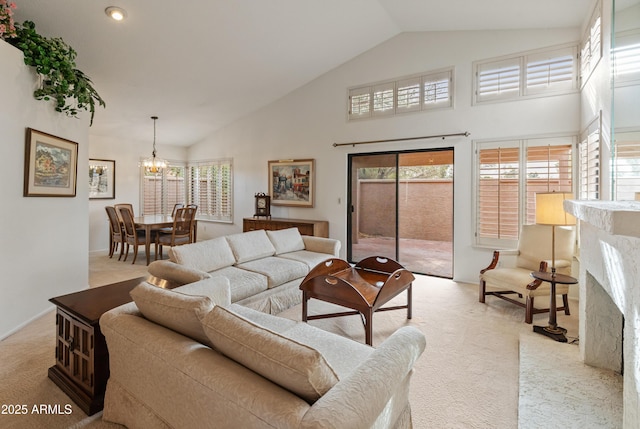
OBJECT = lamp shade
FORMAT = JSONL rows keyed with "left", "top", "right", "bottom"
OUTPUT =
{"left": 535, "top": 192, "right": 576, "bottom": 226}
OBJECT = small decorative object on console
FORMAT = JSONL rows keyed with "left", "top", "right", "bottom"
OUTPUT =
{"left": 254, "top": 192, "right": 271, "bottom": 218}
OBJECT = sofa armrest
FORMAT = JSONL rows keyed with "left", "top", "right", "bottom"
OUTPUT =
{"left": 301, "top": 236, "right": 341, "bottom": 257}
{"left": 174, "top": 276, "right": 232, "bottom": 307}
{"left": 148, "top": 260, "right": 211, "bottom": 288}
{"left": 300, "top": 326, "right": 425, "bottom": 429}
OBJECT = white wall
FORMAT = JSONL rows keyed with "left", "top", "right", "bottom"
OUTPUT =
{"left": 187, "top": 28, "right": 582, "bottom": 283}
{"left": 88, "top": 136, "right": 187, "bottom": 253}
{"left": 0, "top": 40, "right": 90, "bottom": 339}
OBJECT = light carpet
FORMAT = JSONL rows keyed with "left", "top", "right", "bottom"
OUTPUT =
{"left": 0, "top": 252, "right": 622, "bottom": 428}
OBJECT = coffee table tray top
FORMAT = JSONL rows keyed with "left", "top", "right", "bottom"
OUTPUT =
{"left": 300, "top": 256, "right": 415, "bottom": 345}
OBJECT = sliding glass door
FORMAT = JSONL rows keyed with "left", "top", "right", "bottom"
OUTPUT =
{"left": 348, "top": 148, "right": 454, "bottom": 278}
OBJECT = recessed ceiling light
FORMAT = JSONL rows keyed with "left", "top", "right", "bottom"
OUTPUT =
{"left": 105, "top": 6, "right": 127, "bottom": 21}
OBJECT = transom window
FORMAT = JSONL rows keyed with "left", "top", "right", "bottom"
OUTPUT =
{"left": 473, "top": 44, "right": 578, "bottom": 104}
{"left": 348, "top": 68, "right": 454, "bottom": 121}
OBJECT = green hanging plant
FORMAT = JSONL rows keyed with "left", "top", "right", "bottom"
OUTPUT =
{"left": 9, "top": 20, "right": 105, "bottom": 125}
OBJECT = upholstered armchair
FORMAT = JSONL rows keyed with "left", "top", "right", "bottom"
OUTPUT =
{"left": 479, "top": 224, "right": 576, "bottom": 323}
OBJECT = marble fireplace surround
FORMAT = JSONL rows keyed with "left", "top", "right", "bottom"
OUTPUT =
{"left": 565, "top": 200, "right": 640, "bottom": 428}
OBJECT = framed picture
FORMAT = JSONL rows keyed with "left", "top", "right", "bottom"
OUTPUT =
{"left": 24, "top": 128, "right": 78, "bottom": 197}
{"left": 89, "top": 159, "right": 116, "bottom": 199}
{"left": 268, "top": 159, "right": 315, "bottom": 207}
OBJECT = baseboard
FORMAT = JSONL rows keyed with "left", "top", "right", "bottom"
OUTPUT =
{"left": 0, "top": 305, "right": 55, "bottom": 341}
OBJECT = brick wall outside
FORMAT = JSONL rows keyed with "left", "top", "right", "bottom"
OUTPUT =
{"left": 358, "top": 179, "right": 453, "bottom": 242}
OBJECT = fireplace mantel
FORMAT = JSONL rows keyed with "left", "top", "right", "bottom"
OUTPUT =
{"left": 565, "top": 200, "right": 640, "bottom": 238}
{"left": 564, "top": 200, "right": 640, "bottom": 428}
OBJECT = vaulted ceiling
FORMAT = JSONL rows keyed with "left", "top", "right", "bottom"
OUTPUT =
{"left": 14, "top": 0, "right": 595, "bottom": 147}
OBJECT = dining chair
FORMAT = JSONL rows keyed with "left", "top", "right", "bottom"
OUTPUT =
{"left": 171, "top": 203, "right": 185, "bottom": 217}
{"left": 155, "top": 207, "right": 197, "bottom": 260}
{"left": 105, "top": 206, "right": 125, "bottom": 260}
{"left": 119, "top": 206, "right": 147, "bottom": 264}
{"left": 114, "top": 203, "right": 135, "bottom": 225}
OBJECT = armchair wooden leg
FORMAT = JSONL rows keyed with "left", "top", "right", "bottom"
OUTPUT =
{"left": 525, "top": 297, "right": 534, "bottom": 324}
{"left": 479, "top": 280, "right": 486, "bottom": 303}
{"left": 563, "top": 294, "right": 570, "bottom": 315}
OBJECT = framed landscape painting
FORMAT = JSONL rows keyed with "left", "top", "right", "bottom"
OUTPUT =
{"left": 89, "top": 159, "right": 116, "bottom": 199}
{"left": 24, "top": 128, "right": 78, "bottom": 197}
{"left": 268, "top": 159, "right": 315, "bottom": 207}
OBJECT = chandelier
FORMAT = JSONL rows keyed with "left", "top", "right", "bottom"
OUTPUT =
{"left": 142, "top": 116, "right": 167, "bottom": 173}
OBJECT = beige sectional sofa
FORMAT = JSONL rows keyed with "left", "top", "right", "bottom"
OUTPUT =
{"left": 148, "top": 228, "right": 340, "bottom": 314}
{"left": 100, "top": 278, "right": 426, "bottom": 428}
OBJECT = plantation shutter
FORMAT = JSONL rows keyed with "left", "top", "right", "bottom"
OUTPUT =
{"left": 142, "top": 169, "right": 163, "bottom": 215}
{"left": 477, "top": 143, "right": 520, "bottom": 245}
{"left": 613, "top": 131, "right": 640, "bottom": 200}
{"left": 524, "top": 141, "right": 573, "bottom": 224}
{"left": 581, "top": 4, "right": 602, "bottom": 85}
{"left": 348, "top": 86, "right": 371, "bottom": 119}
{"left": 423, "top": 70, "right": 452, "bottom": 109}
{"left": 189, "top": 159, "right": 233, "bottom": 222}
{"left": 165, "top": 166, "right": 186, "bottom": 213}
{"left": 396, "top": 77, "right": 421, "bottom": 113}
{"left": 372, "top": 82, "right": 395, "bottom": 116}
{"left": 579, "top": 116, "right": 601, "bottom": 200}
{"left": 476, "top": 57, "right": 521, "bottom": 102}
{"left": 525, "top": 47, "right": 576, "bottom": 94}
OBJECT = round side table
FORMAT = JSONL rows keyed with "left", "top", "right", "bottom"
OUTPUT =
{"left": 530, "top": 271, "right": 578, "bottom": 343}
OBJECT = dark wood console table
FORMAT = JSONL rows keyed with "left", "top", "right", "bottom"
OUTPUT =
{"left": 48, "top": 276, "right": 147, "bottom": 415}
{"left": 300, "top": 257, "right": 414, "bottom": 346}
{"left": 243, "top": 217, "right": 328, "bottom": 237}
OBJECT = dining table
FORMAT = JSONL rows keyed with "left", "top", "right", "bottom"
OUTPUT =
{"left": 133, "top": 214, "right": 197, "bottom": 265}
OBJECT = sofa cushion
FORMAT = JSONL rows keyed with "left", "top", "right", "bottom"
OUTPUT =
{"left": 130, "top": 282, "right": 214, "bottom": 346}
{"left": 277, "top": 250, "right": 333, "bottom": 270}
{"left": 169, "top": 237, "right": 236, "bottom": 273}
{"left": 236, "top": 256, "right": 308, "bottom": 288}
{"left": 266, "top": 228, "right": 305, "bottom": 255}
{"left": 212, "top": 266, "right": 268, "bottom": 302}
{"left": 200, "top": 306, "right": 339, "bottom": 404}
{"left": 226, "top": 230, "right": 276, "bottom": 264}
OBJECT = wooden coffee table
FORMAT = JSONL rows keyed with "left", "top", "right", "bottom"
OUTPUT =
{"left": 48, "top": 276, "right": 147, "bottom": 415}
{"left": 300, "top": 257, "right": 414, "bottom": 346}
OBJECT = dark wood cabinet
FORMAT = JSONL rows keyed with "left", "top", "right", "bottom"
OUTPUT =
{"left": 243, "top": 217, "right": 329, "bottom": 237}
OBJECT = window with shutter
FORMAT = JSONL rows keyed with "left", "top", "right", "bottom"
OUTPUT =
{"left": 396, "top": 77, "right": 421, "bottom": 113}
{"left": 613, "top": 130, "right": 640, "bottom": 200}
{"left": 580, "top": 1, "right": 602, "bottom": 87}
{"left": 525, "top": 46, "right": 577, "bottom": 95}
{"left": 373, "top": 82, "right": 395, "bottom": 116}
{"left": 579, "top": 115, "right": 601, "bottom": 200}
{"left": 474, "top": 43, "right": 578, "bottom": 104}
{"left": 348, "top": 86, "right": 371, "bottom": 119}
{"left": 475, "top": 137, "right": 575, "bottom": 247}
{"left": 347, "top": 67, "right": 454, "bottom": 121}
{"left": 189, "top": 159, "right": 233, "bottom": 222}
{"left": 476, "top": 58, "right": 521, "bottom": 102}
{"left": 477, "top": 143, "right": 520, "bottom": 245}
{"left": 141, "top": 164, "right": 186, "bottom": 215}
{"left": 423, "top": 70, "right": 452, "bottom": 109}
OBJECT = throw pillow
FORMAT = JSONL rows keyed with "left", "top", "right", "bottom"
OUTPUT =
{"left": 130, "top": 282, "right": 214, "bottom": 346}
{"left": 266, "top": 227, "right": 305, "bottom": 255}
{"left": 200, "top": 306, "right": 339, "bottom": 403}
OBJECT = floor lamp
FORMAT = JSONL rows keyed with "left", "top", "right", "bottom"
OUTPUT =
{"left": 533, "top": 191, "right": 576, "bottom": 341}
